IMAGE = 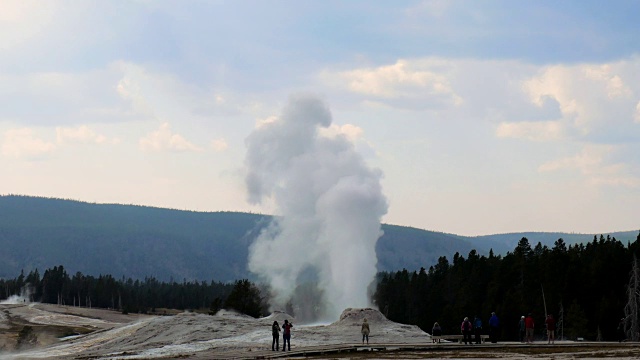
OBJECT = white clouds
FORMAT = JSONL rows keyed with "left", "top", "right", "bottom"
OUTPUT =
{"left": 1, "top": 125, "right": 116, "bottom": 159}
{"left": 522, "top": 59, "right": 640, "bottom": 139}
{"left": 56, "top": 125, "right": 108, "bottom": 145}
{"left": 112, "top": 61, "right": 252, "bottom": 121}
{"left": 318, "top": 124, "right": 364, "bottom": 142}
{"left": 211, "top": 138, "right": 228, "bottom": 152}
{"left": 323, "top": 57, "right": 639, "bottom": 142}
{"left": 320, "top": 56, "right": 640, "bottom": 206}
{"left": 496, "top": 121, "right": 564, "bottom": 142}
{"left": 114, "top": 61, "right": 196, "bottom": 120}
{"left": 255, "top": 115, "right": 278, "bottom": 129}
{"left": 139, "top": 122, "right": 203, "bottom": 153}
{"left": 0, "top": 67, "right": 130, "bottom": 126}
{"left": 0, "top": 60, "right": 246, "bottom": 128}
{"left": 341, "top": 60, "right": 448, "bottom": 97}
{"left": 321, "top": 59, "right": 463, "bottom": 107}
{"left": 538, "top": 145, "right": 610, "bottom": 173}
{"left": 1, "top": 60, "right": 246, "bottom": 158}
{"left": 0, "top": 0, "right": 57, "bottom": 51}
{"left": 323, "top": 56, "right": 640, "bottom": 145}
{"left": 495, "top": 59, "right": 640, "bottom": 188}
{"left": 1, "top": 128, "right": 56, "bottom": 158}
{"left": 116, "top": 74, "right": 153, "bottom": 118}
{"left": 539, "top": 145, "right": 639, "bottom": 188}
{"left": 582, "top": 65, "right": 633, "bottom": 99}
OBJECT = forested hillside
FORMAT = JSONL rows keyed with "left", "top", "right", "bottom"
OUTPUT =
{"left": 0, "top": 195, "right": 265, "bottom": 282}
{"left": 471, "top": 231, "right": 640, "bottom": 254}
{"left": 1, "top": 195, "right": 637, "bottom": 283}
{"left": 0, "top": 195, "right": 482, "bottom": 281}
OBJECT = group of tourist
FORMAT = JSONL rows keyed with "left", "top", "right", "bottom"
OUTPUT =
{"left": 452, "top": 312, "right": 500, "bottom": 344}
{"left": 433, "top": 312, "right": 501, "bottom": 344}
{"left": 432, "top": 312, "right": 556, "bottom": 344}
{"left": 271, "top": 318, "right": 371, "bottom": 351}
{"left": 270, "top": 312, "right": 559, "bottom": 351}
{"left": 271, "top": 319, "right": 293, "bottom": 351}
{"left": 517, "top": 313, "right": 556, "bottom": 344}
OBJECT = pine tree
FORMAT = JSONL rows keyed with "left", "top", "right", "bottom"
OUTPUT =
{"left": 566, "top": 300, "right": 587, "bottom": 340}
{"left": 224, "top": 279, "right": 265, "bottom": 318}
{"left": 557, "top": 303, "right": 564, "bottom": 340}
{"left": 624, "top": 254, "right": 640, "bottom": 341}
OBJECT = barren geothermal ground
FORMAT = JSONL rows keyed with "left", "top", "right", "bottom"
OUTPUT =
{"left": 1, "top": 302, "right": 638, "bottom": 359}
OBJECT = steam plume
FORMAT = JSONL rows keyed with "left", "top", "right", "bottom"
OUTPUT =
{"left": 245, "top": 95, "right": 388, "bottom": 321}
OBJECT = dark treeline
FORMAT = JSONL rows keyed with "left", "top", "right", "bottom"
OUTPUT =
{"left": 374, "top": 232, "right": 640, "bottom": 341}
{"left": 0, "top": 265, "right": 237, "bottom": 314}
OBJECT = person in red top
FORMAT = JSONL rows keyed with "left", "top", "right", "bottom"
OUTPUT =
{"left": 545, "top": 314, "right": 556, "bottom": 344}
{"left": 282, "top": 319, "right": 293, "bottom": 351}
{"left": 460, "top": 317, "right": 473, "bottom": 344}
{"left": 525, "top": 313, "right": 535, "bottom": 343}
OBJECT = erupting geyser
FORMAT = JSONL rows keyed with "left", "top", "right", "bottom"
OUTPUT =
{"left": 245, "top": 95, "right": 388, "bottom": 321}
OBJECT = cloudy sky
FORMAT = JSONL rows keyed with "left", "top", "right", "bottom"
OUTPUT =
{"left": 1, "top": 0, "right": 639, "bottom": 236}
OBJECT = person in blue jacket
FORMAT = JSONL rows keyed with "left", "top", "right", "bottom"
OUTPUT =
{"left": 473, "top": 315, "right": 483, "bottom": 344}
{"left": 489, "top": 312, "right": 499, "bottom": 343}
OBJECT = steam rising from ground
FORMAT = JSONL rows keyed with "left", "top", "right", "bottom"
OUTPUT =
{"left": 0, "top": 285, "right": 33, "bottom": 304}
{"left": 245, "top": 95, "right": 388, "bottom": 321}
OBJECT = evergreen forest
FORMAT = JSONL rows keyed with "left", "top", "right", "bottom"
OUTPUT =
{"left": 374, "top": 233, "right": 640, "bottom": 341}
{"left": 0, "top": 266, "right": 267, "bottom": 317}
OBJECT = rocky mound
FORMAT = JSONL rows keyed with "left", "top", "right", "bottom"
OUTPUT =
{"left": 214, "top": 308, "right": 258, "bottom": 320}
{"left": 260, "top": 310, "right": 295, "bottom": 324}
{"left": 334, "top": 307, "right": 388, "bottom": 325}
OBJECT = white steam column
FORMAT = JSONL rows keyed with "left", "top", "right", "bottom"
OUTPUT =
{"left": 245, "top": 95, "right": 388, "bottom": 321}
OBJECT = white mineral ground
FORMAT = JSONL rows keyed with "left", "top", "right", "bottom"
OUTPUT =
{"left": 1, "top": 303, "right": 639, "bottom": 359}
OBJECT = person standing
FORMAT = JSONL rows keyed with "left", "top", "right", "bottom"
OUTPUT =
{"left": 282, "top": 319, "right": 293, "bottom": 351}
{"left": 361, "top": 318, "right": 370, "bottom": 344}
{"left": 525, "top": 313, "right": 535, "bottom": 343}
{"left": 617, "top": 317, "right": 626, "bottom": 342}
{"left": 545, "top": 314, "right": 556, "bottom": 344}
{"left": 473, "top": 315, "right": 483, "bottom": 344}
{"left": 461, "top": 317, "right": 473, "bottom": 344}
{"left": 518, "top": 316, "right": 526, "bottom": 342}
{"left": 489, "top": 312, "right": 500, "bottom": 343}
{"left": 432, "top": 322, "right": 442, "bottom": 343}
{"left": 271, "top": 321, "right": 281, "bottom": 351}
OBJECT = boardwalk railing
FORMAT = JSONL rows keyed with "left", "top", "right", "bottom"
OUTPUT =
{"left": 431, "top": 334, "right": 491, "bottom": 343}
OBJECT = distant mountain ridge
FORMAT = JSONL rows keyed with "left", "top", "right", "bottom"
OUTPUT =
{"left": 1, "top": 195, "right": 637, "bottom": 282}
{"left": 471, "top": 230, "right": 639, "bottom": 254}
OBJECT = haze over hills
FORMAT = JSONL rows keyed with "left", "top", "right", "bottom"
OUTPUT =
{"left": 0, "top": 195, "right": 637, "bottom": 282}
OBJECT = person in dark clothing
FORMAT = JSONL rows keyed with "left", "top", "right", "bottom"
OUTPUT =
{"left": 489, "top": 312, "right": 499, "bottom": 343}
{"left": 271, "top": 321, "right": 281, "bottom": 351}
{"left": 461, "top": 317, "right": 473, "bottom": 344}
{"left": 282, "top": 319, "right": 293, "bottom": 351}
{"left": 545, "top": 314, "right": 556, "bottom": 344}
{"left": 618, "top": 318, "right": 626, "bottom": 342}
{"left": 432, "top": 322, "right": 442, "bottom": 343}
{"left": 473, "top": 316, "right": 483, "bottom": 344}
{"left": 518, "top": 316, "right": 526, "bottom": 342}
